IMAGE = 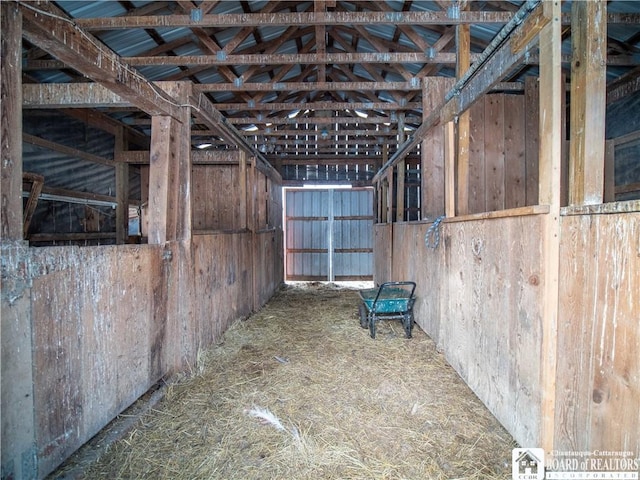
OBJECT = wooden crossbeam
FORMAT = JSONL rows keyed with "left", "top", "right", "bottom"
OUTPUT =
{"left": 121, "top": 51, "right": 462, "bottom": 67}
{"left": 213, "top": 101, "right": 421, "bottom": 111}
{"left": 74, "top": 11, "right": 640, "bottom": 30}
{"left": 19, "top": 1, "right": 182, "bottom": 119}
{"left": 75, "top": 11, "right": 515, "bottom": 30}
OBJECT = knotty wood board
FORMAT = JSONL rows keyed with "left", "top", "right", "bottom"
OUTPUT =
{"left": 555, "top": 212, "right": 640, "bottom": 453}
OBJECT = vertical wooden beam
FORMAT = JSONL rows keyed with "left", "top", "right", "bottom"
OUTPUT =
{"left": 456, "top": 22, "right": 471, "bottom": 215}
{"left": 249, "top": 157, "right": 259, "bottom": 311}
{"left": 386, "top": 169, "right": 394, "bottom": 223}
{"left": 147, "top": 83, "right": 191, "bottom": 245}
{"left": 396, "top": 114, "right": 405, "bottom": 222}
{"left": 444, "top": 121, "right": 456, "bottom": 218}
{"left": 23, "top": 173, "right": 44, "bottom": 239}
{"left": 1, "top": 2, "right": 23, "bottom": 241}
{"left": 525, "top": 76, "right": 540, "bottom": 206}
{"left": 604, "top": 140, "right": 615, "bottom": 203}
{"left": 239, "top": 150, "right": 248, "bottom": 230}
{"left": 538, "top": 0, "right": 562, "bottom": 454}
{"left": 380, "top": 144, "right": 388, "bottom": 223}
{"left": 568, "top": 0, "right": 607, "bottom": 205}
{"left": 115, "top": 128, "right": 129, "bottom": 244}
{"left": 148, "top": 116, "right": 173, "bottom": 245}
{"left": 422, "top": 77, "right": 455, "bottom": 220}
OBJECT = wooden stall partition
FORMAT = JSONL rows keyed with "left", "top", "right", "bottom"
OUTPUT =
{"left": 1, "top": 243, "right": 36, "bottom": 480}
{"left": 466, "top": 93, "right": 529, "bottom": 215}
{"left": 555, "top": 204, "right": 640, "bottom": 453}
{"left": 192, "top": 164, "right": 244, "bottom": 231}
{"left": 193, "top": 233, "right": 254, "bottom": 348}
{"left": 373, "top": 223, "right": 392, "bottom": 285}
{"left": 379, "top": 213, "right": 547, "bottom": 448}
{"left": 389, "top": 222, "right": 445, "bottom": 346}
{"left": 28, "top": 245, "right": 163, "bottom": 476}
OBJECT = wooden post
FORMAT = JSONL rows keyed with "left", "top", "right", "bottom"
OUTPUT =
{"left": 568, "top": 0, "right": 607, "bottom": 205}
{"left": 456, "top": 22, "right": 471, "bottom": 216}
{"left": 421, "top": 77, "right": 455, "bottom": 221}
{"left": 249, "top": 157, "right": 259, "bottom": 311}
{"left": 525, "top": 76, "right": 540, "bottom": 206}
{"left": 538, "top": 0, "right": 562, "bottom": 455}
{"left": 147, "top": 83, "right": 191, "bottom": 245}
{"left": 396, "top": 114, "right": 405, "bottom": 222}
{"left": 444, "top": 121, "right": 456, "bottom": 218}
{"left": 1, "top": 2, "right": 23, "bottom": 241}
{"left": 239, "top": 150, "right": 248, "bottom": 230}
{"left": 115, "top": 128, "right": 129, "bottom": 244}
{"left": 604, "top": 140, "right": 615, "bottom": 203}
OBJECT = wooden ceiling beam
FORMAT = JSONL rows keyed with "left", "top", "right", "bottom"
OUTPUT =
{"left": 19, "top": 1, "right": 182, "bottom": 119}
{"left": 194, "top": 80, "right": 422, "bottom": 93}
{"left": 214, "top": 101, "right": 421, "bottom": 111}
{"left": 229, "top": 116, "right": 422, "bottom": 125}
{"left": 121, "top": 51, "right": 463, "bottom": 67}
{"left": 75, "top": 11, "right": 640, "bottom": 30}
{"left": 76, "top": 10, "right": 515, "bottom": 30}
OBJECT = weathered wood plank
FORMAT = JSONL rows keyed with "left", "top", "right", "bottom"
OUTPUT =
{"left": 484, "top": 95, "right": 505, "bottom": 212}
{"left": 444, "top": 121, "right": 456, "bottom": 217}
{"left": 568, "top": 0, "right": 607, "bottom": 205}
{"left": 556, "top": 212, "right": 640, "bottom": 454}
{"left": 537, "top": 0, "right": 563, "bottom": 452}
{"left": 457, "top": 22, "right": 471, "bottom": 216}
{"left": 115, "top": 129, "right": 129, "bottom": 244}
{"left": 19, "top": 1, "right": 181, "bottom": 119}
{"left": 525, "top": 77, "right": 540, "bottom": 206}
{"left": 504, "top": 94, "right": 526, "bottom": 209}
{"left": 421, "top": 78, "right": 454, "bottom": 220}
{"left": 76, "top": 10, "right": 515, "bottom": 30}
{"left": 148, "top": 116, "right": 173, "bottom": 245}
{"left": 468, "top": 99, "right": 486, "bottom": 214}
{"left": 1, "top": 2, "right": 24, "bottom": 240}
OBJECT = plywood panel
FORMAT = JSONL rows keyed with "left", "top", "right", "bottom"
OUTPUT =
{"left": 556, "top": 212, "right": 640, "bottom": 453}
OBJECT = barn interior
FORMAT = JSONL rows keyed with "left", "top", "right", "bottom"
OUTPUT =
{"left": 1, "top": 1, "right": 639, "bottom": 479}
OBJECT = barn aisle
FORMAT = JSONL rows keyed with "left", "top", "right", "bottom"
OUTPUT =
{"left": 53, "top": 283, "right": 516, "bottom": 479}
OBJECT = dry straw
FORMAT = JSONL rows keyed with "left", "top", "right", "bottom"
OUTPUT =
{"left": 61, "top": 282, "right": 516, "bottom": 479}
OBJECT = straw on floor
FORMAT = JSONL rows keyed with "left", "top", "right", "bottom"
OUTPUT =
{"left": 57, "top": 282, "right": 517, "bottom": 479}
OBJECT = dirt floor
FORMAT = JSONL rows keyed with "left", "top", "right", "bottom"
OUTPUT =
{"left": 52, "top": 282, "right": 517, "bottom": 479}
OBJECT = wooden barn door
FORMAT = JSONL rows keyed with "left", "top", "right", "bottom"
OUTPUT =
{"left": 285, "top": 188, "right": 374, "bottom": 281}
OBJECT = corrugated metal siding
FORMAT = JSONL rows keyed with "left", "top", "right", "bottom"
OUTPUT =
{"left": 285, "top": 188, "right": 373, "bottom": 281}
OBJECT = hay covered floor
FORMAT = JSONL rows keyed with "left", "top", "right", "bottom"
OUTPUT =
{"left": 68, "top": 282, "right": 517, "bottom": 479}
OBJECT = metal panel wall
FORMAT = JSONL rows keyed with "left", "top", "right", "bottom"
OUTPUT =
{"left": 285, "top": 188, "right": 373, "bottom": 281}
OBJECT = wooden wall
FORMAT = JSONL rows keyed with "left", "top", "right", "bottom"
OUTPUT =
{"left": 192, "top": 165, "right": 243, "bottom": 231}
{"left": 467, "top": 90, "right": 540, "bottom": 213}
{"left": 378, "top": 215, "right": 546, "bottom": 447}
{"left": 555, "top": 207, "right": 640, "bottom": 453}
{"left": 0, "top": 222, "right": 283, "bottom": 478}
{"left": 2, "top": 155, "right": 284, "bottom": 478}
